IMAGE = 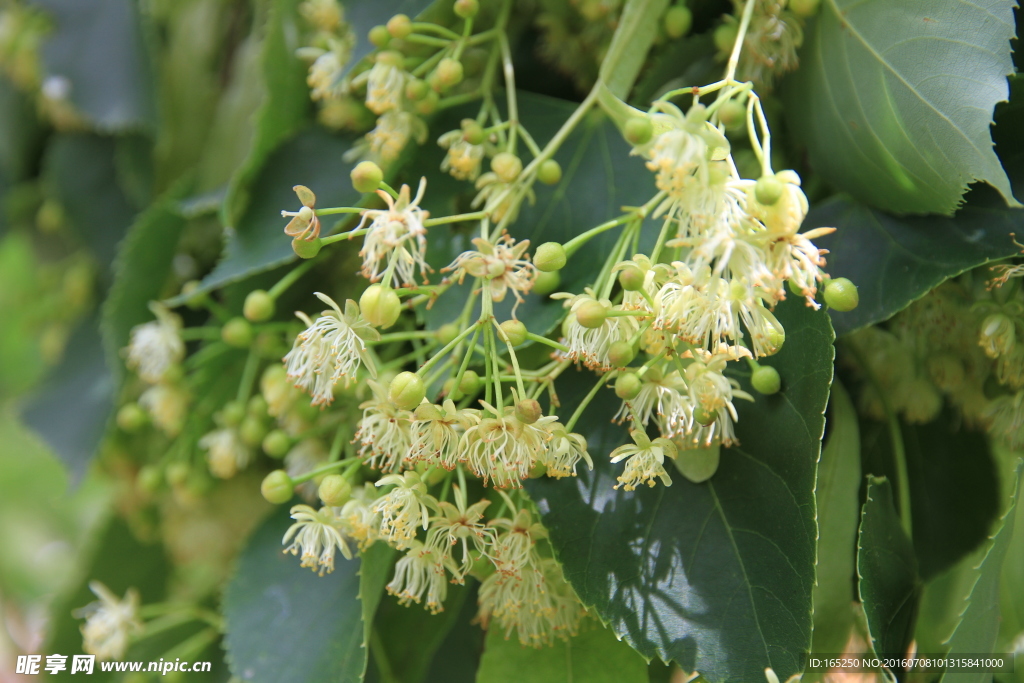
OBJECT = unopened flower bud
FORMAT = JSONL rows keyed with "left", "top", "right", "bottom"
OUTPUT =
{"left": 515, "top": 398, "right": 543, "bottom": 424}
{"left": 717, "top": 99, "right": 746, "bottom": 131}
{"left": 222, "top": 317, "right": 253, "bottom": 348}
{"left": 454, "top": 0, "right": 479, "bottom": 18}
{"left": 436, "top": 322, "right": 460, "bottom": 345}
{"left": 980, "top": 312, "right": 1016, "bottom": 358}
{"left": 500, "top": 319, "right": 528, "bottom": 346}
{"left": 461, "top": 119, "right": 485, "bottom": 144}
{"left": 376, "top": 50, "right": 404, "bottom": 67}
{"left": 292, "top": 236, "right": 322, "bottom": 259}
{"left": 360, "top": 284, "right": 402, "bottom": 328}
{"left": 369, "top": 25, "right": 391, "bottom": 47}
{"left": 351, "top": 160, "right": 384, "bottom": 194}
{"left": 789, "top": 0, "right": 821, "bottom": 17}
{"left": 239, "top": 415, "right": 268, "bottom": 447}
{"left": 537, "top": 159, "right": 562, "bottom": 185}
{"left": 389, "top": 371, "right": 426, "bottom": 410}
{"left": 405, "top": 78, "right": 429, "bottom": 101}
{"left": 534, "top": 242, "right": 567, "bottom": 272}
{"left": 459, "top": 370, "right": 482, "bottom": 395}
{"left": 713, "top": 22, "right": 738, "bottom": 52}
{"left": 319, "top": 474, "right": 352, "bottom": 506}
{"left": 181, "top": 280, "right": 208, "bottom": 310}
{"left": 575, "top": 300, "right": 607, "bottom": 328}
{"left": 415, "top": 89, "right": 439, "bottom": 114}
{"left": 624, "top": 117, "right": 653, "bottom": 145}
{"left": 117, "top": 403, "right": 147, "bottom": 433}
{"left": 608, "top": 341, "right": 635, "bottom": 367}
{"left": 248, "top": 394, "right": 269, "bottom": 416}
{"left": 166, "top": 461, "right": 190, "bottom": 487}
{"left": 244, "top": 289, "right": 275, "bottom": 322}
{"left": 221, "top": 400, "right": 246, "bottom": 427}
{"left": 663, "top": 5, "right": 692, "bottom": 38}
{"left": 824, "top": 278, "right": 859, "bottom": 312}
{"left": 386, "top": 14, "right": 412, "bottom": 39}
{"left": 618, "top": 265, "right": 645, "bottom": 291}
{"left": 751, "top": 365, "right": 781, "bottom": 395}
{"left": 261, "top": 470, "right": 294, "bottom": 504}
{"left": 533, "top": 270, "right": 560, "bottom": 296}
{"left": 615, "top": 372, "right": 642, "bottom": 400}
{"left": 263, "top": 429, "right": 291, "bottom": 458}
{"left": 137, "top": 465, "right": 163, "bottom": 494}
{"left": 435, "top": 58, "right": 464, "bottom": 89}
{"left": 755, "top": 175, "right": 784, "bottom": 206}
{"left": 491, "top": 152, "right": 522, "bottom": 182}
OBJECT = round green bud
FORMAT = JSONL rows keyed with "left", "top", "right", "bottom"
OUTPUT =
{"left": 789, "top": 0, "right": 821, "bottom": 17}
{"left": 262, "top": 429, "right": 292, "bottom": 458}
{"left": 575, "top": 300, "right": 607, "bottom": 329}
{"left": 533, "top": 270, "right": 561, "bottom": 296}
{"left": 435, "top": 58, "right": 464, "bottom": 89}
{"left": 454, "top": 0, "right": 479, "bottom": 18}
{"left": 181, "top": 280, "right": 209, "bottom": 310}
{"left": 461, "top": 119, "right": 486, "bottom": 145}
{"left": 261, "top": 470, "right": 294, "bottom": 504}
{"left": 166, "top": 461, "right": 190, "bottom": 487}
{"left": 405, "top": 78, "right": 429, "bottom": 101}
{"left": 529, "top": 460, "right": 548, "bottom": 479}
{"left": 415, "top": 89, "right": 439, "bottom": 115}
{"left": 615, "top": 372, "right": 643, "bottom": 400}
{"left": 515, "top": 398, "right": 543, "bottom": 424}
{"left": 534, "top": 242, "right": 567, "bottom": 272}
{"left": 244, "top": 289, "right": 275, "bottom": 322}
{"left": 368, "top": 24, "right": 391, "bottom": 47}
{"left": 248, "top": 394, "right": 269, "bottom": 417}
{"left": 292, "top": 236, "right": 322, "bottom": 259}
{"left": 491, "top": 152, "right": 523, "bottom": 183}
{"left": 717, "top": 99, "right": 746, "bottom": 131}
{"left": 624, "top": 117, "right": 653, "bottom": 146}
{"left": 500, "top": 319, "right": 528, "bottom": 346}
{"left": 221, "top": 400, "right": 246, "bottom": 427}
{"left": 663, "top": 5, "right": 692, "bottom": 38}
{"left": 239, "top": 415, "right": 269, "bottom": 447}
{"left": 713, "top": 22, "right": 739, "bottom": 52}
{"left": 751, "top": 365, "right": 781, "bottom": 395}
{"left": 824, "top": 277, "right": 859, "bottom": 312}
{"left": 754, "top": 174, "right": 784, "bottom": 206}
{"left": 117, "top": 403, "right": 147, "bottom": 433}
{"left": 389, "top": 371, "right": 426, "bottom": 410}
{"left": 386, "top": 14, "right": 412, "bottom": 39}
{"left": 436, "top": 322, "right": 460, "bottom": 345}
{"left": 137, "top": 465, "right": 163, "bottom": 495}
{"left": 693, "top": 405, "right": 717, "bottom": 426}
{"left": 672, "top": 441, "right": 721, "bottom": 483}
{"left": 376, "top": 50, "right": 404, "bottom": 67}
{"left": 607, "top": 341, "right": 635, "bottom": 367}
{"left": 537, "top": 159, "right": 563, "bottom": 186}
{"left": 319, "top": 474, "right": 352, "bottom": 506}
{"left": 352, "top": 160, "right": 384, "bottom": 194}
{"left": 222, "top": 317, "right": 253, "bottom": 348}
{"left": 360, "top": 284, "right": 402, "bottom": 328}
{"left": 459, "top": 370, "right": 482, "bottom": 395}
{"left": 618, "top": 265, "right": 645, "bottom": 291}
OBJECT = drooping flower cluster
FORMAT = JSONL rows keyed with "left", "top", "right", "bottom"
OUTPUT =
{"left": 73, "top": 582, "right": 143, "bottom": 661}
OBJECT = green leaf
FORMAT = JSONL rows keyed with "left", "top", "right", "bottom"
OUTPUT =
{"left": 857, "top": 477, "right": 921, "bottom": 668}
{"left": 808, "top": 380, "right": 861, "bottom": 664}
{"left": 341, "top": 0, "right": 442, "bottom": 80}
{"left": 360, "top": 543, "right": 396, "bottom": 669}
{"left": 420, "top": 92, "right": 656, "bottom": 334}
{"left": 598, "top": 0, "right": 670, "bottom": 99}
{"left": 222, "top": 0, "right": 310, "bottom": 228}
{"left": 0, "top": 74, "right": 44, "bottom": 183}
{"left": 784, "top": 0, "right": 1019, "bottom": 215}
{"left": 201, "top": 127, "right": 361, "bottom": 292}
{"left": 34, "top": 0, "right": 157, "bottom": 132}
{"left": 46, "top": 515, "right": 171, "bottom": 682}
{"left": 418, "top": 584, "right": 485, "bottom": 683}
{"left": 223, "top": 511, "right": 380, "bottom": 683}
{"left": 476, "top": 620, "right": 649, "bottom": 683}
{"left": 101, "top": 180, "right": 191, "bottom": 383}
{"left": 939, "top": 462, "right": 1021, "bottom": 683}
{"left": 526, "top": 298, "right": 835, "bottom": 682}
{"left": 43, "top": 133, "right": 139, "bottom": 270}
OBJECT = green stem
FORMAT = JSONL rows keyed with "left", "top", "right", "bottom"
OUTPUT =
{"left": 724, "top": 0, "right": 758, "bottom": 84}
{"left": 418, "top": 322, "right": 481, "bottom": 376}
{"left": 525, "top": 332, "right": 569, "bottom": 353}
{"left": 424, "top": 211, "right": 488, "bottom": 227}
{"left": 562, "top": 214, "right": 633, "bottom": 257}
{"left": 269, "top": 260, "right": 315, "bottom": 299}
{"left": 235, "top": 348, "right": 260, "bottom": 404}
{"left": 411, "top": 22, "right": 461, "bottom": 40}
{"left": 179, "top": 327, "right": 222, "bottom": 341}
{"left": 565, "top": 372, "right": 608, "bottom": 431}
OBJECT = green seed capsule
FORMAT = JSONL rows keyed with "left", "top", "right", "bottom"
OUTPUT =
{"left": 244, "top": 289, "right": 275, "bottom": 322}
{"left": 607, "top": 341, "right": 635, "bottom": 367}
{"left": 261, "top": 470, "right": 294, "bottom": 504}
{"left": 537, "top": 159, "right": 563, "bottom": 185}
{"left": 117, "top": 403, "right": 148, "bottom": 433}
{"left": 615, "top": 373, "right": 643, "bottom": 400}
{"left": 618, "top": 265, "right": 645, "bottom": 291}
{"left": 351, "top": 160, "right": 384, "bottom": 194}
{"left": 751, "top": 365, "right": 781, "bottom": 395}
{"left": 360, "top": 284, "right": 402, "bottom": 328}
{"left": 663, "top": 5, "right": 692, "bottom": 38}
{"left": 575, "top": 300, "right": 607, "bottom": 329}
{"left": 533, "top": 270, "right": 561, "bottom": 296}
{"left": 824, "top": 277, "right": 859, "bottom": 312}
{"left": 533, "top": 242, "right": 567, "bottom": 272}
{"left": 319, "top": 474, "right": 352, "bottom": 506}
{"left": 368, "top": 25, "right": 391, "bottom": 47}
{"left": 222, "top": 317, "right": 253, "bottom": 348}
{"left": 500, "top": 319, "right": 528, "bottom": 346}
{"left": 454, "top": 0, "right": 479, "bottom": 18}
{"left": 515, "top": 399, "right": 543, "bottom": 424}
{"left": 292, "top": 236, "right": 322, "bottom": 259}
{"left": 386, "top": 14, "right": 412, "bottom": 39}
{"left": 389, "top": 371, "right": 426, "bottom": 410}
{"left": 263, "top": 429, "right": 292, "bottom": 458}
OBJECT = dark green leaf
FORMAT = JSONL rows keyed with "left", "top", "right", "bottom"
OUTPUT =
{"left": 101, "top": 180, "right": 190, "bottom": 383}
{"left": 598, "top": 0, "right": 670, "bottom": 99}
{"left": 46, "top": 515, "right": 171, "bottom": 682}
{"left": 202, "top": 127, "right": 360, "bottom": 292}
{"left": 784, "top": 0, "right": 1019, "bottom": 215}
{"left": 360, "top": 543, "right": 396, "bottom": 674}
{"left": 857, "top": 477, "right": 920, "bottom": 669}
{"left": 421, "top": 583, "right": 485, "bottom": 683}
{"left": 34, "top": 0, "right": 156, "bottom": 132}
{"left": 21, "top": 314, "right": 113, "bottom": 484}
{"left": 999, "top": 455, "right": 1024, "bottom": 660}
{"left": 476, "top": 620, "right": 649, "bottom": 683}
{"left": 0, "top": 74, "right": 44, "bottom": 183}
{"left": 939, "top": 462, "right": 1021, "bottom": 683}
{"left": 43, "top": 133, "right": 138, "bottom": 270}
{"left": 341, "top": 0, "right": 442, "bottom": 81}
{"left": 223, "top": 511, "right": 376, "bottom": 683}
{"left": 632, "top": 33, "right": 718, "bottom": 105}
{"left": 808, "top": 380, "right": 861, "bottom": 664}
{"left": 527, "top": 298, "right": 835, "bottom": 682}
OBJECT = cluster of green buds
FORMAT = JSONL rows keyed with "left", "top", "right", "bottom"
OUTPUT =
{"left": 713, "top": 0, "right": 820, "bottom": 90}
